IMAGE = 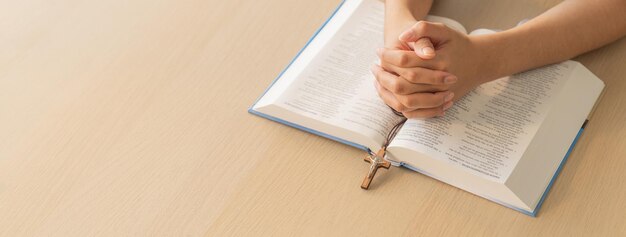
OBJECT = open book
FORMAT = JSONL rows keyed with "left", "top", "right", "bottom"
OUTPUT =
{"left": 249, "top": 0, "right": 604, "bottom": 216}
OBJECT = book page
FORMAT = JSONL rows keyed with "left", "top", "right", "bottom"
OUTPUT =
{"left": 275, "top": 0, "right": 403, "bottom": 145}
{"left": 389, "top": 62, "right": 575, "bottom": 182}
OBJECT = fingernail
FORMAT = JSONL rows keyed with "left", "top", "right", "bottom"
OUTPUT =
{"left": 444, "top": 92, "right": 455, "bottom": 102}
{"left": 421, "top": 47, "right": 435, "bottom": 56}
{"left": 370, "top": 64, "right": 377, "bottom": 74}
{"left": 444, "top": 76, "right": 458, "bottom": 84}
{"left": 376, "top": 48, "right": 383, "bottom": 57}
{"left": 443, "top": 101, "right": 454, "bottom": 110}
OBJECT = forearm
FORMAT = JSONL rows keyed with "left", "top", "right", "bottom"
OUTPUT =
{"left": 479, "top": 0, "right": 626, "bottom": 80}
{"left": 385, "top": 0, "right": 433, "bottom": 47}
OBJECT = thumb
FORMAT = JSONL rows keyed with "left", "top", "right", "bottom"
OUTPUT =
{"left": 410, "top": 37, "right": 436, "bottom": 59}
{"left": 399, "top": 21, "right": 450, "bottom": 44}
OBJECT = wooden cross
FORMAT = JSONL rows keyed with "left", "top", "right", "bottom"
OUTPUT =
{"left": 361, "top": 148, "right": 391, "bottom": 189}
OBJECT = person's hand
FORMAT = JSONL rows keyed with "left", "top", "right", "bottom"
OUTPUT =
{"left": 375, "top": 21, "right": 495, "bottom": 118}
{"left": 378, "top": 20, "right": 454, "bottom": 118}
{"left": 373, "top": 19, "right": 456, "bottom": 118}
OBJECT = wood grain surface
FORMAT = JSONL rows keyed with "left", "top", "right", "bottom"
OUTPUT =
{"left": 1, "top": 0, "right": 625, "bottom": 236}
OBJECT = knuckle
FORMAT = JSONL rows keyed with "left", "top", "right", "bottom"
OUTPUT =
{"left": 380, "top": 62, "right": 390, "bottom": 71}
{"left": 390, "top": 81, "right": 404, "bottom": 94}
{"left": 383, "top": 97, "right": 397, "bottom": 109}
{"left": 374, "top": 69, "right": 383, "bottom": 80}
{"left": 398, "top": 54, "right": 409, "bottom": 65}
{"left": 398, "top": 96, "right": 413, "bottom": 108}
{"left": 380, "top": 52, "right": 389, "bottom": 63}
{"left": 393, "top": 100, "right": 408, "bottom": 112}
{"left": 399, "top": 96, "right": 419, "bottom": 108}
{"left": 414, "top": 21, "right": 428, "bottom": 32}
{"left": 435, "top": 61, "right": 449, "bottom": 71}
{"left": 404, "top": 71, "right": 418, "bottom": 82}
{"left": 417, "top": 37, "right": 430, "bottom": 43}
{"left": 387, "top": 99, "right": 401, "bottom": 111}
{"left": 421, "top": 94, "right": 442, "bottom": 107}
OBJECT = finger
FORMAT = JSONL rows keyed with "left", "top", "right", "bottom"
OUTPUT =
{"left": 378, "top": 48, "right": 441, "bottom": 69}
{"left": 381, "top": 63, "right": 457, "bottom": 87}
{"left": 402, "top": 100, "right": 454, "bottom": 119}
{"left": 395, "top": 90, "right": 454, "bottom": 109}
{"left": 371, "top": 64, "right": 454, "bottom": 94}
{"left": 374, "top": 80, "right": 411, "bottom": 113}
{"left": 399, "top": 21, "right": 450, "bottom": 43}
{"left": 413, "top": 37, "right": 436, "bottom": 59}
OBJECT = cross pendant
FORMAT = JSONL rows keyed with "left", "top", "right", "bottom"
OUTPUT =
{"left": 361, "top": 148, "right": 391, "bottom": 189}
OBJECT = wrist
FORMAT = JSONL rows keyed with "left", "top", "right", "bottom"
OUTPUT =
{"left": 384, "top": 18, "right": 417, "bottom": 47}
{"left": 469, "top": 32, "right": 518, "bottom": 83}
{"left": 384, "top": 0, "right": 432, "bottom": 48}
{"left": 384, "top": 11, "right": 417, "bottom": 48}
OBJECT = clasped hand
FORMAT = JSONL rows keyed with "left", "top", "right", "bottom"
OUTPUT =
{"left": 372, "top": 21, "right": 489, "bottom": 118}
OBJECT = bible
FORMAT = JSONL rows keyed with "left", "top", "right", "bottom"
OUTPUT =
{"left": 248, "top": 0, "right": 605, "bottom": 216}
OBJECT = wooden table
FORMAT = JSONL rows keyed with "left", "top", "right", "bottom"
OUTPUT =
{"left": 1, "top": 0, "right": 625, "bottom": 236}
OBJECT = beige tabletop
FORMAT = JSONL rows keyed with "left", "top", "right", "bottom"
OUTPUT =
{"left": 1, "top": 0, "right": 625, "bottom": 236}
